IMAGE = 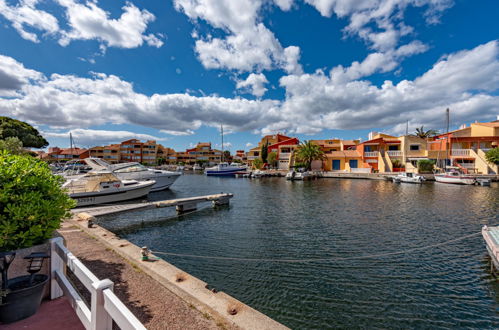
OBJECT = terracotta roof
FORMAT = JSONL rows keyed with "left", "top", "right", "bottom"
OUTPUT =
{"left": 342, "top": 140, "right": 359, "bottom": 145}
{"left": 58, "top": 148, "right": 88, "bottom": 155}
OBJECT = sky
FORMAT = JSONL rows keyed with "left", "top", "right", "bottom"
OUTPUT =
{"left": 0, "top": 0, "right": 498, "bottom": 152}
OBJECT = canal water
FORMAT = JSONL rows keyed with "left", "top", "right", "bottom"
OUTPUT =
{"left": 99, "top": 174, "right": 499, "bottom": 329}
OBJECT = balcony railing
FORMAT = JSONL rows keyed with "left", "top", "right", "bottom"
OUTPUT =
{"left": 451, "top": 149, "right": 471, "bottom": 157}
{"left": 456, "top": 162, "right": 475, "bottom": 169}
{"left": 386, "top": 150, "right": 403, "bottom": 157}
{"left": 247, "top": 155, "right": 258, "bottom": 160}
{"left": 279, "top": 152, "right": 291, "bottom": 160}
{"left": 364, "top": 151, "right": 379, "bottom": 157}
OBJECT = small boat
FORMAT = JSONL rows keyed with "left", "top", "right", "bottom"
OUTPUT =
{"left": 63, "top": 172, "right": 155, "bottom": 207}
{"left": 176, "top": 165, "right": 185, "bottom": 171}
{"left": 252, "top": 170, "right": 265, "bottom": 178}
{"left": 193, "top": 164, "right": 203, "bottom": 171}
{"left": 434, "top": 170, "right": 476, "bottom": 185}
{"left": 205, "top": 162, "right": 246, "bottom": 176}
{"left": 287, "top": 170, "right": 309, "bottom": 180}
{"left": 392, "top": 172, "right": 425, "bottom": 184}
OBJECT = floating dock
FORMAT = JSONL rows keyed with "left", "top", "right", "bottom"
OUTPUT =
{"left": 482, "top": 225, "right": 499, "bottom": 273}
{"left": 73, "top": 193, "right": 233, "bottom": 216}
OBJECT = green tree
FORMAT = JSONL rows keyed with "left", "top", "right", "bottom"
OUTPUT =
{"left": 267, "top": 151, "right": 278, "bottom": 168}
{"left": 223, "top": 150, "right": 231, "bottom": 162}
{"left": 295, "top": 140, "right": 325, "bottom": 170}
{"left": 413, "top": 126, "right": 439, "bottom": 138}
{"left": 0, "top": 116, "right": 48, "bottom": 148}
{"left": 417, "top": 159, "right": 435, "bottom": 173}
{"left": 0, "top": 137, "right": 24, "bottom": 154}
{"left": 0, "top": 152, "right": 75, "bottom": 251}
{"left": 260, "top": 143, "right": 268, "bottom": 163}
{"left": 485, "top": 148, "right": 499, "bottom": 165}
{"left": 253, "top": 158, "right": 263, "bottom": 169}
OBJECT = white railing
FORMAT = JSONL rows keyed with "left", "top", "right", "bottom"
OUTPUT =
{"left": 386, "top": 150, "right": 403, "bottom": 157}
{"left": 364, "top": 151, "right": 379, "bottom": 157}
{"left": 278, "top": 152, "right": 291, "bottom": 160}
{"left": 50, "top": 238, "right": 146, "bottom": 330}
{"left": 456, "top": 163, "right": 475, "bottom": 169}
{"left": 451, "top": 149, "right": 471, "bottom": 157}
{"left": 247, "top": 155, "right": 258, "bottom": 160}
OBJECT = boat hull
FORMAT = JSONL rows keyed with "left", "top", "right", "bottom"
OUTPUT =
{"left": 205, "top": 168, "right": 246, "bottom": 176}
{"left": 435, "top": 175, "right": 475, "bottom": 185}
{"left": 116, "top": 171, "right": 181, "bottom": 192}
{"left": 70, "top": 181, "right": 154, "bottom": 207}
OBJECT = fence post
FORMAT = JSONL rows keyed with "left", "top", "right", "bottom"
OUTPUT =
{"left": 50, "top": 237, "right": 64, "bottom": 299}
{"left": 91, "top": 279, "right": 114, "bottom": 330}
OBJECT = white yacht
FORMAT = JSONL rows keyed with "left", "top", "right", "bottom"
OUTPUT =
{"left": 392, "top": 172, "right": 425, "bottom": 184}
{"left": 205, "top": 162, "right": 246, "bottom": 176}
{"left": 62, "top": 158, "right": 181, "bottom": 192}
{"left": 63, "top": 172, "right": 155, "bottom": 207}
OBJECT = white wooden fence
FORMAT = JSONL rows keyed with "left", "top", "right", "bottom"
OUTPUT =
{"left": 50, "top": 237, "right": 146, "bottom": 330}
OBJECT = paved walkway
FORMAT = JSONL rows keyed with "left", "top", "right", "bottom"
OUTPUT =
{"left": 57, "top": 222, "right": 231, "bottom": 330}
{"left": 3, "top": 297, "right": 85, "bottom": 330}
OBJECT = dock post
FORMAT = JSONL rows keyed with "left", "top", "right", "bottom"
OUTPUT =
{"left": 212, "top": 196, "right": 230, "bottom": 207}
{"left": 176, "top": 202, "right": 197, "bottom": 214}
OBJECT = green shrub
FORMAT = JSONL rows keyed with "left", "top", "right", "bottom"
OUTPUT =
{"left": 417, "top": 159, "right": 435, "bottom": 173}
{"left": 0, "top": 152, "right": 75, "bottom": 251}
{"left": 485, "top": 148, "right": 499, "bottom": 165}
{"left": 252, "top": 158, "right": 263, "bottom": 169}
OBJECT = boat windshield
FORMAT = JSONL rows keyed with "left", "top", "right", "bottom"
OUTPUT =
{"left": 114, "top": 164, "right": 148, "bottom": 173}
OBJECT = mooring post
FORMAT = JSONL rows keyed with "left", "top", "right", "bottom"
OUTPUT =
{"left": 176, "top": 202, "right": 197, "bottom": 214}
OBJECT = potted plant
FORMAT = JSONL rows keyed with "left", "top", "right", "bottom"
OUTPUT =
{"left": 0, "top": 151, "right": 75, "bottom": 324}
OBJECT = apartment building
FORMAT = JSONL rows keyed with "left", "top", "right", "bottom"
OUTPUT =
{"left": 178, "top": 142, "right": 222, "bottom": 165}
{"left": 310, "top": 139, "right": 363, "bottom": 171}
{"left": 247, "top": 134, "right": 299, "bottom": 169}
{"left": 40, "top": 147, "right": 89, "bottom": 161}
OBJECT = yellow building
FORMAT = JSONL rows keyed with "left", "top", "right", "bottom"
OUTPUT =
{"left": 310, "top": 139, "right": 365, "bottom": 172}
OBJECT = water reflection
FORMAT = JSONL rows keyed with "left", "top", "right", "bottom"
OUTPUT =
{"left": 99, "top": 174, "right": 499, "bottom": 329}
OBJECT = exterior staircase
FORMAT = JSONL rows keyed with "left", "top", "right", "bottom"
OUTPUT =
{"left": 378, "top": 151, "right": 393, "bottom": 172}
{"left": 474, "top": 149, "right": 497, "bottom": 174}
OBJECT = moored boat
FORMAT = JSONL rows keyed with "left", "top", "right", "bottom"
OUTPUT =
{"left": 392, "top": 172, "right": 425, "bottom": 183}
{"left": 205, "top": 162, "right": 246, "bottom": 176}
{"left": 63, "top": 172, "right": 155, "bottom": 207}
{"left": 434, "top": 170, "right": 476, "bottom": 185}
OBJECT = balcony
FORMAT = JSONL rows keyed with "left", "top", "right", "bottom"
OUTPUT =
{"left": 364, "top": 151, "right": 379, "bottom": 157}
{"left": 451, "top": 149, "right": 471, "bottom": 157}
{"left": 386, "top": 150, "right": 403, "bottom": 157}
{"left": 279, "top": 152, "right": 291, "bottom": 160}
{"left": 456, "top": 162, "right": 475, "bottom": 169}
{"left": 247, "top": 155, "right": 258, "bottom": 160}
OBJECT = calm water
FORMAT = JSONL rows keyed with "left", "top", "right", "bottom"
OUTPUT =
{"left": 99, "top": 174, "right": 499, "bottom": 329}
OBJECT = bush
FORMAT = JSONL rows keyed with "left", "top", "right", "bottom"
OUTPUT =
{"left": 392, "top": 159, "right": 405, "bottom": 168}
{"left": 0, "top": 152, "right": 75, "bottom": 251}
{"left": 417, "top": 159, "right": 435, "bottom": 173}
{"left": 252, "top": 158, "right": 263, "bottom": 169}
{"left": 485, "top": 148, "right": 499, "bottom": 165}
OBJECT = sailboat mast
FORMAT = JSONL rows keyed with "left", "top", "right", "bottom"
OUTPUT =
{"left": 221, "top": 124, "right": 224, "bottom": 163}
{"left": 70, "top": 132, "right": 73, "bottom": 160}
{"left": 445, "top": 108, "right": 450, "bottom": 169}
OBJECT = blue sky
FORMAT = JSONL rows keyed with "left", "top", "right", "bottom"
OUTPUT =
{"left": 0, "top": 0, "right": 498, "bottom": 152}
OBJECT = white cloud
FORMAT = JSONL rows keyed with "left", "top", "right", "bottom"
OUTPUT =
{"left": 174, "top": 0, "right": 302, "bottom": 73}
{"left": 1, "top": 40, "right": 498, "bottom": 139}
{"left": 236, "top": 73, "right": 268, "bottom": 98}
{"left": 273, "top": 0, "right": 294, "bottom": 11}
{"left": 43, "top": 128, "right": 164, "bottom": 146}
{"left": 245, "top": 142, "right": 253, "bottom": 147}
{"left": 57, "top": 0, "right": 163, "bottom": 48}
{"left": 0, "top": 0, "right": 59, "bottom": 42}
{"left": 0, "top": 54, "right": 43, "bottom": 96}
{"left": 305, "top": 0, "right": 453, "bottom": 52}
{"left": 160, "top": 129, "right": 195, "bottom": 136}
{"left": 0, "top": 0, "right": 163, "bottom": 49}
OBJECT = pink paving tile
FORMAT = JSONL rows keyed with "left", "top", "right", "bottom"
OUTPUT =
{"left": 2, "top": 297, "right": 85, "bottom": 330}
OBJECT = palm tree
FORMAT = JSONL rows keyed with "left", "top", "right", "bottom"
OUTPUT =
{"left": 295, "top": 140, "right": 325, "bottom": 170}
{"left": 413, "top": 126, "right": 439, "bottom": 138}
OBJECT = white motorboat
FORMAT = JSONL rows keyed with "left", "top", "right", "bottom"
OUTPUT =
{"left": 205, "top": 162, "right": 246, "bottom": 176}
{"left": 392, "top": 172, "right": 425, "bottom": 183}
{"left": 286, "top": 170, "right": 309, "bottom": 180}
{"left": 63, "top": 158, "right": 181, "bottom": 192}
{"left": 193, "top": 164, "right": 203, "bottom": 171}
{"left": 252, "top": 170, "right": 265, "bottom": 178}
{"left": 434, "top": 170, "right": 476, "bottom": 185}
{"left": 62, "top": 172, "right": 155, "bottom": 207}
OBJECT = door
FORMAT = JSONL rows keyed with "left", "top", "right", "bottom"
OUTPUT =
{"left": 349, "top": 160, "right": 358, "bottom": 168}
{"left": 332, "top": 159, "right": 341, "bottom": 170}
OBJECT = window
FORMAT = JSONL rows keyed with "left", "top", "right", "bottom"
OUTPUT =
{"left": 388, "top": 145, "right": 398, "bottom": 151}
{"left": 410, "top": 145, "right": 420, "bottom": 151}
